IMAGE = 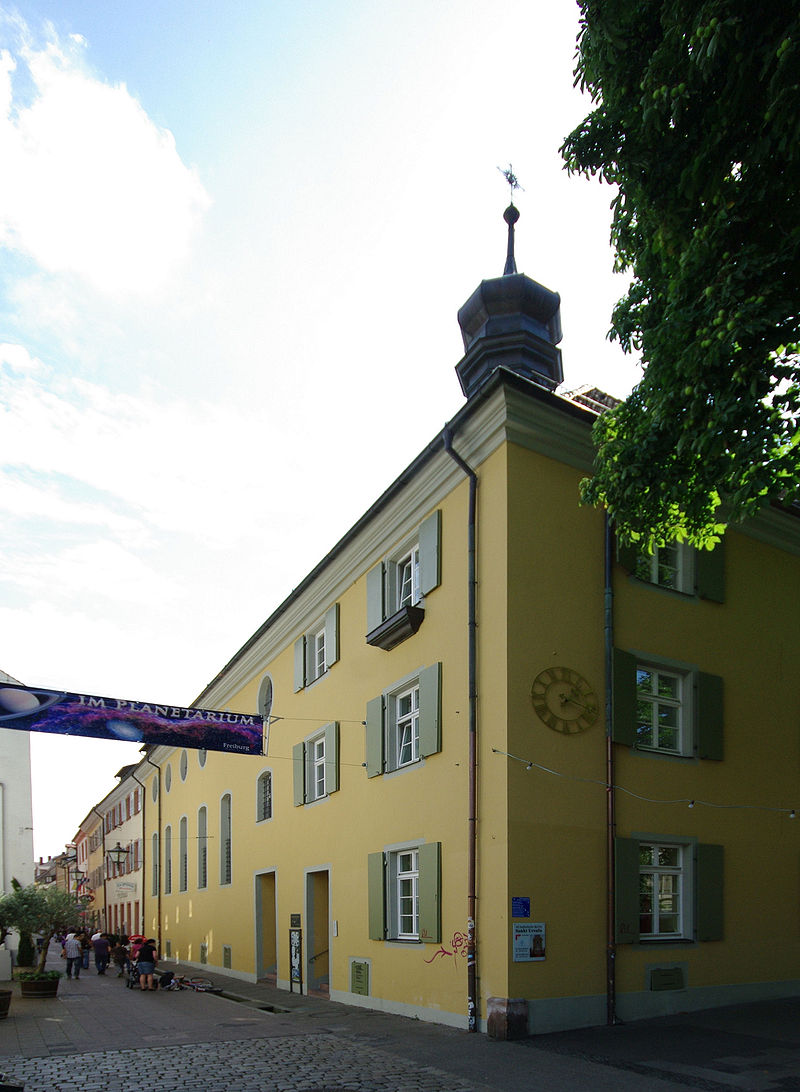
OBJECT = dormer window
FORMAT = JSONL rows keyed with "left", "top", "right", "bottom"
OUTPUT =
{"left": 397, "top": 545, "right": 420, "bottom": 608}
{"left": 366, "top": 512, "right": 440, "bottom": 651}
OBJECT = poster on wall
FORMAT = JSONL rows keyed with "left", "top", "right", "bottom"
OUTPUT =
{"left": 0, "top": 683, "right": 265, "bottom": 755}
{"left": 513, "top": 922, "right": 546, "bottom": 962}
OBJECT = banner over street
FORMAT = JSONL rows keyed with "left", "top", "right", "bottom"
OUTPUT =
{"left": 0, "top": 684, "right": 265, "bottom": 755}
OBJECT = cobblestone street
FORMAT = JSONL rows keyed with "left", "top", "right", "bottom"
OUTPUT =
{"left": 1, "top": 1033, "right": 485, "bottom": 1092}
{"left": 1, "top": 950, "right": 798, "bottom": 1091}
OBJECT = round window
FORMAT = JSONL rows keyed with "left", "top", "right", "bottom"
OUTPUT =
{"left": 258, "top": 675, "right": 274, "bottom": 721}
{"left": 165, "top": 764, "right": 172, "bottom": 792}
{"left": 151, "top": 775, "right": 159, "bottom": 802}
{"left": 180, "top": 750, "right": 188, "bottom": 781}
{"left": 198, "top": 748, "right": 207, "bottom": 768}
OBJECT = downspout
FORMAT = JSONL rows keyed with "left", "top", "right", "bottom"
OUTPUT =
{"left": 604, "top": 514, "right": 617, "bottom": 1026}
{"left": 145, "top": 754, "right": 162, "bottom": 952}
{"left": 443, "top": 425, "right": 479, "bottom": 1033}
{"left": 131, "top": 771, "right": 146, "bottom": 936}
{"left": 90, "top": 807, "right": 107, "bottom": 932}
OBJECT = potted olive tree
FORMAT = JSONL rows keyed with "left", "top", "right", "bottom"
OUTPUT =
{"left": 1, "top": 884, "right": 86, "bottom": 998}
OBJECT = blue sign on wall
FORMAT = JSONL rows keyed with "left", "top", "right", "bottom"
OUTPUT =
{"left": 511, "top": 897, "right": 531, "bottom": 918}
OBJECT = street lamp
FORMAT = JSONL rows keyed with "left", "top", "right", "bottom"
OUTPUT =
{"left": 108, "top": 842, "right": 128, "bottom": 869}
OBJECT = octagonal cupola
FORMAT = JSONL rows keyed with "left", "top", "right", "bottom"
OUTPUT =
{"left": 455, "top": 203, "right": 563, "bottom": 398}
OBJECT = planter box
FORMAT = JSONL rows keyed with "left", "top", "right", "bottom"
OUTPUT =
{"left": 0, "top": 989, "right": 11, "bottom": 1018}
{"left": 19, "top": 978, "right": 59, "bottom": 999}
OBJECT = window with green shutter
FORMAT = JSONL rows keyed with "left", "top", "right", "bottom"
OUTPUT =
{"left": 615, "top": 836, "right": 723, "bottom": 944}
{"left": 365, "top": 664, "right": 442, "bottom": 776}
{"left": 367, "top": 841, "right": 441, "bottom": 944}
{"left": 612, "top": 649, "right": 723, "bottom": 760}
{"left": 294, "top": 603, "right": 340, "bottom": 692}
{"left": 617, "top": 537, "right": 725, "bottom": 602}
{"left": 292, "top": 723, "right": 340, "bottom": 805}
{"left": 366, "top": 511, "right": 441, "bottom": 650}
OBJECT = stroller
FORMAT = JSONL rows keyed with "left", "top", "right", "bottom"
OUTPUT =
{"left": 125, "top": 961, "right": 173, "bottom": 990}
{"left": 124, "top": 959, "right": 142, "bottom": 989}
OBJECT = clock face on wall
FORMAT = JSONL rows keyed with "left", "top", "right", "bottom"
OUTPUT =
{"left": 531, "top": 666, "right": 598, "bottom": 734}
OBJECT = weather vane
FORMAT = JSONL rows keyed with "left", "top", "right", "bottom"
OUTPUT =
{"left": 498, "top": 163, "right": 524, "bottom": 204}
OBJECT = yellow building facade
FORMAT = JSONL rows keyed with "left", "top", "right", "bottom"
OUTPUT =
{"left": 134, "top": 222, "right": 799, "bottom": 1034}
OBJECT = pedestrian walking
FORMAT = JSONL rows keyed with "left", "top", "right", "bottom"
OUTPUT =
{"left": 111, "top": 939, "right": 130, "bottom": 978}
{"left": 92, "top": 932, "right": 111, "bottom": 975}
{"left": 136, "top": 938, "right": 158, "bottom": 991}
{"left": 61, "top": 932, "right": 82, "bottom": 980}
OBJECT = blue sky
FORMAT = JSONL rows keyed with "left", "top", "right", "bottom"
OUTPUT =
{"left": 0, "top": 1, "right": 640, "bottom": 858}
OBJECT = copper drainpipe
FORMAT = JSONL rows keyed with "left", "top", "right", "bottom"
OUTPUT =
{"left": 131, "top": 770, "right": 147, "bottom": 936}
{"left": 144, "top": 753, "right": 162, "bottom": 952}
{"left": 90, "top": 807, "right": 108, "bottom": 932}
{"left": 443, "top": 425, "right": 479, "bottom": 1032}
{"left": 604, "top": 514, "right": 618, "bottom": 1025}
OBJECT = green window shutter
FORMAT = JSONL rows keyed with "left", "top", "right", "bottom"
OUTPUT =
{"left": 324, "top": 721, "right": 340, "bottom": 794}
{"left": 696, "top": 843, "right": 724, "bottom": 941}
{"left": 325, "top": 603, "right": 340, "bottom": 667}
{"left": 367, "top": 852, "right": 385, "bottom": 940}
{"left": 615, "top": 837, "right": 640, "bottom": 944}
{"left": 418, "top": 841, "right": 441, "bottom": 943}
{"left": 418, "top": 662, "right": 442, "bottom": 758}
{"left": 419, "top": 510, "right": 441, "bottom": 596}
{"left": 696, "top": 672, "right": 724, "bottom": 760}
{"left": 695, "top": 541, "right": 725, "bottom": 603}
{"left": 617, "top": 536, "right": 639, "bottom": 574}
{"left": 365, "top": 696, "right": 384, "bottom": 777}
{"left": 294, "top": 636, "right": 306, "bottom": 692}
{"left": 304, "top": 633, "right": 315, "bottom": 684}
{"left": 366, "top": 563, "right": 384, "bottom": 632}
{"left": 292, "top": 743, "right": 306, "bottom": 806}
{"left": 612, "top": 648, "right": 638, "bottom": 746}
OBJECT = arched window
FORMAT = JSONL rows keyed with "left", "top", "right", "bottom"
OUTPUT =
{"left": 164, "top": 825, "right": 172, "bottom": 894}
{"left": 258, "top": 675, "right": 274, "bottom": 721}
{"left": 179, "top": 817, "right": 188, "bottom": 892}
{"left": 197, "top": 806, "right": 208, "bottom": 889}
{"left": 256, "top": 771, "right": 273, "bottom": 823}
{"left": 151, "top": 832, "right": 159, "bottom": 896}
{"left": 220, "top": 794, "right": 232, "bottom": 885}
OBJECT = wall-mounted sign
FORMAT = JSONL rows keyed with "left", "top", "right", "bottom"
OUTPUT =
{"left": 513, "top": 922, "right": 546, "bottom": 962}
{"left": 0, "top": 684, "right": 265, "bottom": 755}
{"left": 511, "top": 897, "right": 531, "bottom": 919}
{"left": 351, "top": 960, "right": 370, "bottom": 996}
{"left": 289, "top": 927, "right": 303, "bottom": 993}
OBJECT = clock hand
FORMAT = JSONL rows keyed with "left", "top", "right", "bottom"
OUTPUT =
{"left": 558, "top": 689, "right": 596, "bottom": 713}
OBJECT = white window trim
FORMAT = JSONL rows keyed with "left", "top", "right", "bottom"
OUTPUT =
{"left": 179, "top": 816, "right": 188, "bottom": 893}
{"left": 311, "top": 624, "right": 327, "bottom": 682}
{"left": 307, "top": 734, "right": 327, "bottom": 801}
{"left": 636, "top": 662, "right": 690, "bottom": 756}
{"left": 392, "top": 683, "right": 420, "bottom": 769}
{"left": 220, "top": 792, "right": 232, "bottom": 886}
{"left": 163, "top": 824, "right": 172, "bottom": 895}
{"left": 635, "top": 834, "right": 696, "bottom": 942}
{"left": 641, "top": 843, "right": 685, "bottom": 939}
{"left": 197, "top": 805, "right": 208, "bottom": 890}
{"left": 635, "top": 542, "right": 694, "bottom": 594}
{"left": 256, "top": 769, "right": 274, "bottom": 824}
{"left": 394, "top": 542, "right": 421, "bottom": 610}
{"left": 385, "top": 839, "right": 422, "bottom": 942}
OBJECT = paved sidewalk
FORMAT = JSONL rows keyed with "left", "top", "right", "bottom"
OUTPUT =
{"left": 0, "top": 947, "right": 798, "bottom": 1090}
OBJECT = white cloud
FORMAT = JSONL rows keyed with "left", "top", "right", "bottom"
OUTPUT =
{"left": 0, "top": 23, "right": 210, "bottom": 295}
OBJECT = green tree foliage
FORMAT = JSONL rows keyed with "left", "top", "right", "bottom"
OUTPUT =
{"left": 562, "top": 1, "right": 800, "bottom": 545}
{"left": 1, "top": 884, "right": 86, "bottom": 973}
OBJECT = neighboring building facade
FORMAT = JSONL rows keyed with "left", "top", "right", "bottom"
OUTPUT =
{"left": 74, "top": 810, "right": 106, "bottom": 932}
{"left": 0, "top": 669, "right": 35, "bottom": 926}
{"left": 101, "top": 767, "right": 144, "bottom": 937}
{"left": 124, "top": 211, "right": 800, "bottom": 1031}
